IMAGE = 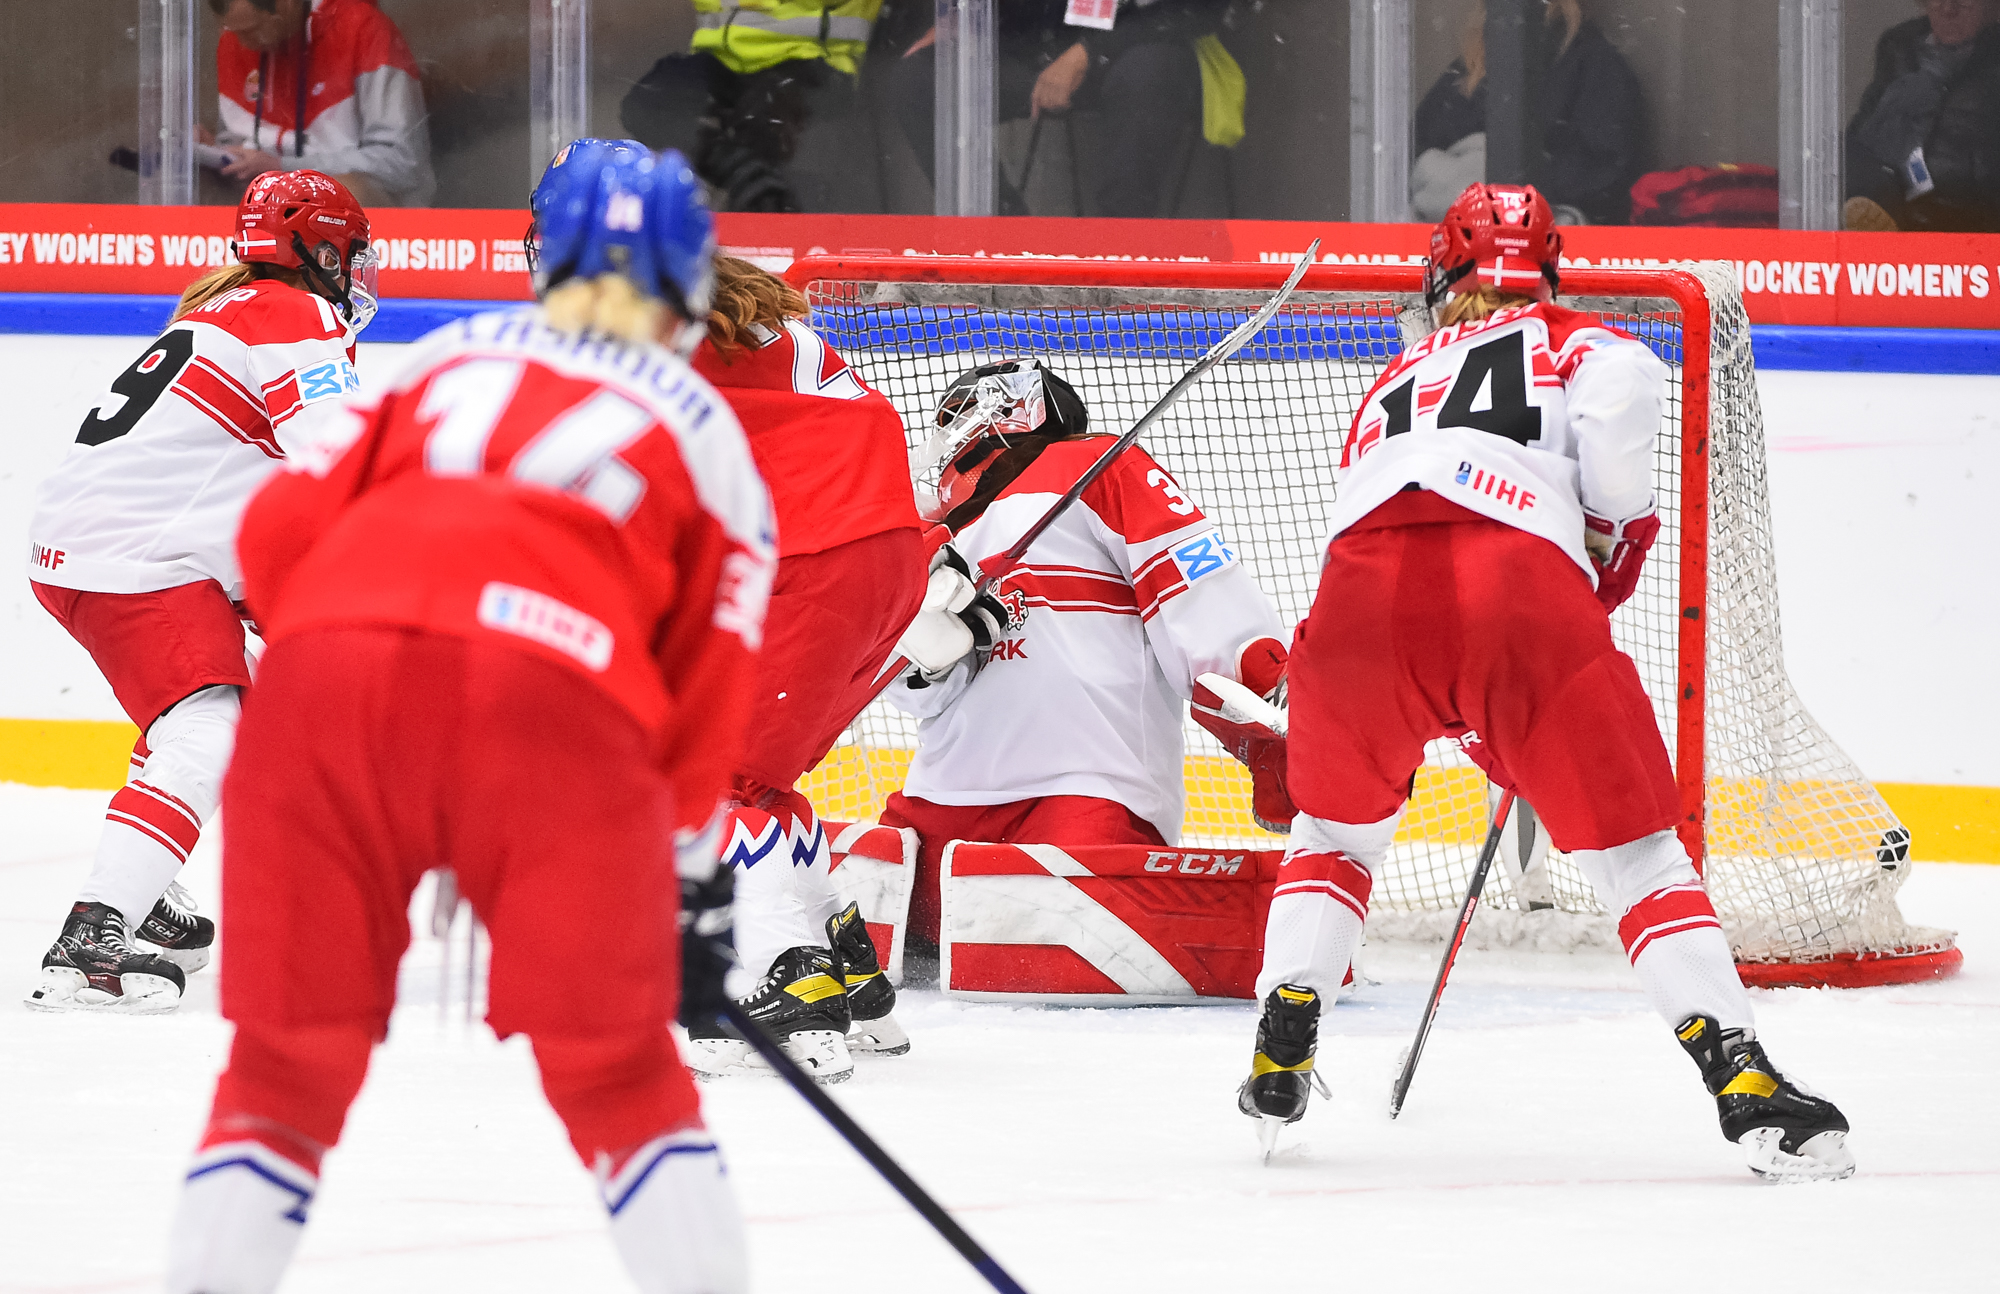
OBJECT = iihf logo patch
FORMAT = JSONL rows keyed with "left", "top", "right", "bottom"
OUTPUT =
{"left": 1170, "top": 528, "right": 1237, "bottom": 584}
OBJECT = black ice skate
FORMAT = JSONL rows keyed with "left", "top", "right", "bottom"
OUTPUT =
{"left": 686, "top": 946, "right": 854, "bottom": 1084}
{"left": 27, "top": 901, "right": 186, "bottom": 1013}
{"left": 133, "top": 881, "right": 216, "bottom": 973}
{"left": 1238, "top": 984, "right": 1327, "bottom": 1160}
{"left": 1677, "top": 1014, "right": 1854, "bottom": 1182}
{"left": 828, "top": 902, "right": 909, "bottom": 1056}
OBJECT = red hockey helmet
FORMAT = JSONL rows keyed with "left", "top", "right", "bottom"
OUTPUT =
{"left": 1424, "top": 183, "right": 1563, "bottom": 309}
{"left": 233, "top": 170, "right": 378, "bottom": 328}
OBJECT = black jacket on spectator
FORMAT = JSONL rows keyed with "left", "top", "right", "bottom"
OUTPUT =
{"left": 1415, "top": 20, "right": 1646, "bottom": 224}
{"left": 1845, "top": 17, "right": 2000, "bottom": 232}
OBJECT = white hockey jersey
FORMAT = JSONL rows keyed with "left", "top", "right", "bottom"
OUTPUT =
{"left": 888, "top": 438, "right": 1284, "bottom": 843}
{"left": 27, "top": 281, "right": 360, "bottom": 601}
{"left": 1331, "top": 300, "right": 1670, "bottom": 579}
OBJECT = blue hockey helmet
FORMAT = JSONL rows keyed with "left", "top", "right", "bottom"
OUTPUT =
{"left": 532, "top": 147, "right": 716, "bottom": 324}
{"left": 524, "top": 137, "right": 649, "bottom": 275}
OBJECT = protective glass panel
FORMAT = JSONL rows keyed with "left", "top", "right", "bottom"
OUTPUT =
{"left": 0, "top": 4, "right": 141, "bottom": 202}
{"left": 191, "top": 0, "right": 526, "bottom": 209}
{"left": 1414, "top": 0, "right": 1782, "bottom": 228}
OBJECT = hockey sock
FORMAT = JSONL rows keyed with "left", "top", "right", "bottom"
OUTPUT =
{"left": 1253, "top": 810, "right": 1398, "bottom": 1002}
{"left": 78, "top": 686, "right": 239, "bottom": 926}
{"left": 722, "top": 803, "right": 825, "bottom": 979}
{"left": 1573, "top": 830, "right": 1755, "bottom": 1032}
{"left": 534, "top": 1030, "right": 705, "bottom": 1166}
{"left": 164, "top": 1139, "right": 320, "bottom": 1294}
{"left": 787, "top": 804, "right": 845, "bottom": 936}
{"left": 600, "top": 1127, "right": 748, "bottom": 1294}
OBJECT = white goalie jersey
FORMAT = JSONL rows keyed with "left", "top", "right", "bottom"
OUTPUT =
{"left": 1332, "top": 300, "right": 1669, "bottom": 580}
{"left": 27, "top": 281, "right": 360, "bottom": 601}
{"left": 888, "top": 439, "right": 1285, "bottom": 842}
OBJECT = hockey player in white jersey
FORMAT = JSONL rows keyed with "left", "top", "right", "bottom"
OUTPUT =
{"left": 23, "top": 170, "right": 377, "bottom": 1012}
{"left": 1237, "top": 183, "right": 1852, "bottom": 1182}
{"left": 883, "top": 358, "right": 1293, "bottom": 950}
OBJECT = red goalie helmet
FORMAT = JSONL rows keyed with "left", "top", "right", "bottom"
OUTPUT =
{"left": 233, "top": 170, "right": 378, "bottom": 328}
{"left": 1424, "top": 183, "right": 1563, "bottom": 309}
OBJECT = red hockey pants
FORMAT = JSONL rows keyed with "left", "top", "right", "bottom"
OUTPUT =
{"left": 1287, "top": 491, "right": 1683, "bottom": 852}
{"left": 207, "top": 627, "right": 703, "bottom": 1171}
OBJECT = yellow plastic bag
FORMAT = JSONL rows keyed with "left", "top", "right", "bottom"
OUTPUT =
{"left": 1195, "top": 34, "right": 1246, "bottom": 149}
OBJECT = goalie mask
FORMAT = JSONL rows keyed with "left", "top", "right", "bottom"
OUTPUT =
{"left": 916, "top": 358, "right": 1088, "bottom": 523}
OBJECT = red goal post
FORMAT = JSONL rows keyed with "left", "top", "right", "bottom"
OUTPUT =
{"left": 783, "top": 254, "right": 1960, "bottom": 989}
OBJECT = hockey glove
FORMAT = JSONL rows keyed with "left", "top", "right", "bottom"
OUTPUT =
{"left": 1192, "top": 636, "right": 1297, "bottom": 833}
{"left": 1583, "top": 508, "right": 1661, "bottom": 613}
{"left": 894, "top": 542, "right": 1028, "bottom": 681}
{"left": 676, "top": 865, "right": 738, "bottom": 1030}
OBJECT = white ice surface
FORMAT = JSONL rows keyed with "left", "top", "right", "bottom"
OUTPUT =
{"left": 1, "top": 781, "right": 1993, "bottom": 1293}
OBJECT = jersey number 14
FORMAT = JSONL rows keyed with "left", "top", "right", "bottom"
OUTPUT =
{"left": 1378, "top": 330, "right": 1543, "bottom": 447}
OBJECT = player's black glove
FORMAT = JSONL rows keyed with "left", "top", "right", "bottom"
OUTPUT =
{"left": 677, "top": 865, "right": 738, "bottom": 1029}
{"left": 936, "top": 544, "right": 1026, "bottom": 658}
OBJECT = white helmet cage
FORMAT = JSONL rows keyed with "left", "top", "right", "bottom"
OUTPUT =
{"left": 912, "top": 357, "right": 1057, "bottom": 498}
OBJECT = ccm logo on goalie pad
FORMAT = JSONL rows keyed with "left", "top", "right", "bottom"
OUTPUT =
{"left": 1170, "top": 528, "right": 1236, "bottom": 584}
{"left": 1144, "top": 851, "right": 1245, "bottom": 876}
{"left": 297, "top": 359, "right": 361, "bottom": 403}
{"left": 477, "top": 581, "right": 613, "bottom": 671}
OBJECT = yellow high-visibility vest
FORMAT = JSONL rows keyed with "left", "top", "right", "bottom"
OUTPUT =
{"left": 692, "top": 1, "right": 883, "bottom": 77}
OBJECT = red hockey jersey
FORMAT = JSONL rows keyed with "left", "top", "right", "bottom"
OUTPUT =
{"left": 692, "top": 318, "right": 918, "bottom": 558}
{"left": 239, "top": 309, "right": 777, "bottom": 828}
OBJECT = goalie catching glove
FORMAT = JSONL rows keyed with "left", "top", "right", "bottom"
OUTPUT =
{"left": 894, "top": 540, "right": 1028, "bottom": 683}
{"left": 1192, "top": 636, "right": 1296, "bottom": 833}
{"left": 1583, "top": 506, "right": 1661, "bottom": 613}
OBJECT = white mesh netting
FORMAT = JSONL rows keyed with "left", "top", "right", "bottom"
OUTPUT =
{"left": 793, "top": 261, "right": 1952, "bottom": 973}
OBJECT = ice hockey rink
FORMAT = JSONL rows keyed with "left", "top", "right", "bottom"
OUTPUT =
{"left": 2, "top": 340, "right": 1996, "bottom": 1291}
{"left": 0, "top": 781, "right": 1993, "bottom": 1294}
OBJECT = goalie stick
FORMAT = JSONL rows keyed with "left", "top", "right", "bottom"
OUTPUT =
{"left": 717, "top": 998, "right": 1032, "bottom": 1294}
{"left": 867, "top": 240, "right": 1323, "bottom": 693}
{"left": 1389, "top": 788, "right": 1517, "bottom": 1120}
{"left": 1194, "top": 671, "right": 1287, "bottom": 736}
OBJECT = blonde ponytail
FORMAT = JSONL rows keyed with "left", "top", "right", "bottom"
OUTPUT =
{"left": 540, "top": 273, "right": 668, "bottom": 344}
{"left": 1436, "top": 284, "right": 1539, "bottom": 327}
{"left": 171, "top": 263, "right": 258, "bottom": 322}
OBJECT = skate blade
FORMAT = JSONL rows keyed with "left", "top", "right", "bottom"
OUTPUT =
{"left": 144, "top": 943, "right": 212, "bottom": 974}
{"left": 1741, "top": 1128, "right": 1856, "bottom": 1183}
{"left": 25, "top": 967, "right": 181, "bottom": 1014}
{"left": 781, "top": 1029, "right": 855, "bottom": 1084}
{"left": 847, "top": 1013, "right": 911, "bottom": 1056}
{"left": 1256, "top": 1115, "right": 1286, "bottom": 1163}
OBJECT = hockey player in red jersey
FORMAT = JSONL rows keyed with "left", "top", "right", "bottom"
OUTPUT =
{"left": 882, "top": 358, "right": 1293, "bottom": 949}
{"left": 683, "top": 255, "right": 926, "bottom": 1082}
{"left": 1237, "top": 184, "right": 1853, "bottom": 1182}
{"left": 24, "top": 170, "right": 376, "bottom": 1013}
{"left": 162, "top": 151, "right": 770, "bottom": 1293}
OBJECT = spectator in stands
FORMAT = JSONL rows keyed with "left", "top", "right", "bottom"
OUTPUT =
{"left": 1845, "top": 0, "right": 2000, "bottom": 232}
{"left": 205, "top": 0, "right": 435, "bottom": 208}
{"left": 1412, "top": 0, "right": 1645, "bottom": 225}
{"left": 620, "top": 2, "right": 884, "bottom": 213}
{"left": 885, "top": 0, "right": 1230, "bottom": 218}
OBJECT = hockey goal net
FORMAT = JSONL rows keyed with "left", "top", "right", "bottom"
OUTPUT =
{"left": 785, "top": 256, "right": 1959, "bottom": 988}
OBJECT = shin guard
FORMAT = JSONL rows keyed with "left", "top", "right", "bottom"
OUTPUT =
{"left": 164, "top": 1140, "right": 318, "bottom": 1294}
{"left": 1252, "top": 811, "right": 1396, "bottom": 1002}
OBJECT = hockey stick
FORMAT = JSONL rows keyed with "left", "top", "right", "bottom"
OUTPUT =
{"left": 970, "top": 237, "right": 1321, "bottom": 590}
{"left": 1389, "top": 788, "right": 1516, "bottom": 1120}
{"left": 717, "top": 998, "right": 1031, "bottom": 1294}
